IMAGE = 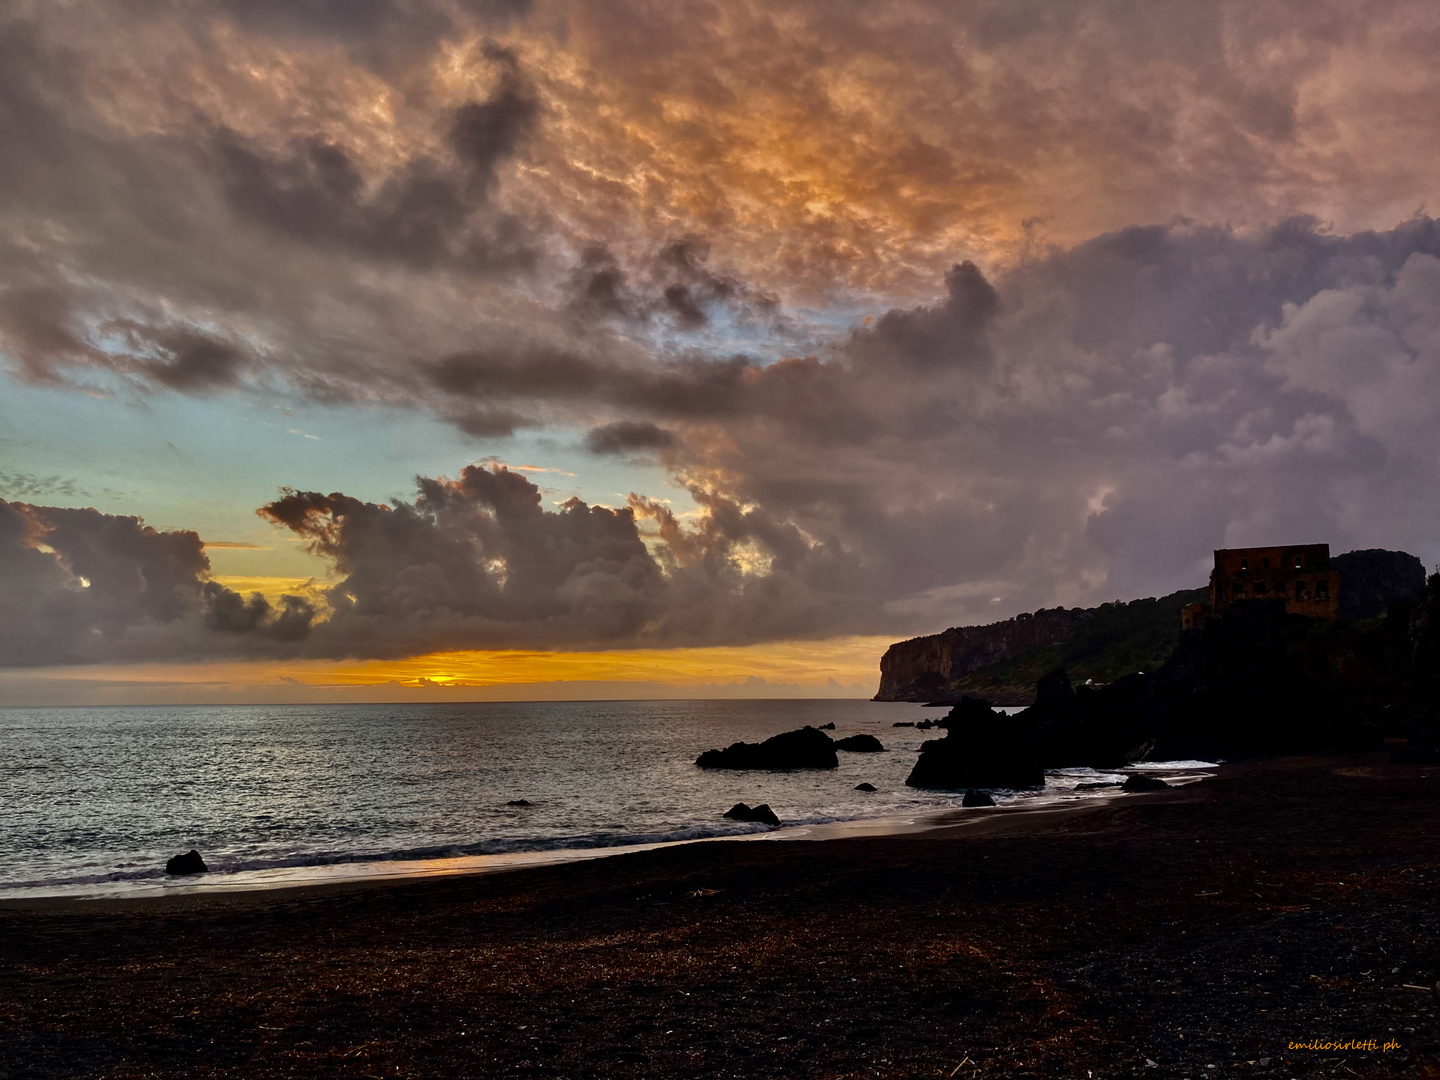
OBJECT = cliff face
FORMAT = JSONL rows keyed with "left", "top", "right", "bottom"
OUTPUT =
{"left": 875, "top": 607, "right": 1092, "bottom": 701}
{"left": 875, "top": 548, "right": 1427, "bottom": 706}
{"left": 874, "top": 588, "right": 1209, "bottom": 704}
{"left": 1333, "top": 549, "right": 1427, "bottom": 620}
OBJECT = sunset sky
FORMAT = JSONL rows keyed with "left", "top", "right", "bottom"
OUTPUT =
{"left": 3, "top": 0, "right": 1439, "bottom": 704}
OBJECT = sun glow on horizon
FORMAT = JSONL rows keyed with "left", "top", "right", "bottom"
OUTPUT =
{"left": 0, "top": 637, "right": 894, "bottom": 707}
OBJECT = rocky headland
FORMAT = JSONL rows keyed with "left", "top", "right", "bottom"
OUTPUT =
{"left": 906, "top": 564, "right": 1440, "bottom": 790}
{"left": 877, "top": 548, "right": 1427, "bottom": 705}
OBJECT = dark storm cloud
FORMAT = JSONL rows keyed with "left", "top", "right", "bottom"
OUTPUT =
{"left": 248, "top": 464, "right": 865, "bottom": 656}
{"left": 212, "top": 54, "right": 537, "bottom": 274}
{"left": 849, "top": 261, "right": 999, "bottom": 372}
{"left": 0, "top": 6, "right": 550, "bottom": 399}
{"left": 450, "top": 46, "right": 538, "bottom": 191}
{"left": 116, "top": 324, "right": 252, "bottom": 393}
{"left": 425, "top": 347, "right": 756, "bottom": 418}
{"left": 413, "top": 216, "right": 1440, "bottom": 643}
{"left": 3, "top": 1, "right": 1440, "bottom": 668}
{"left": 258, "top": 467, "right": 666, "bottom": 652}
{"left": 203, "top": 583, "right": 317, "bottom": 641}
{"left": 563, "top": 238, "right": 781, "bottom": 333}
{"left": 565, "top": 245, "right": 642, "bottom": 322}
{"left": 664, "top": 216, "right": 1440, "bottom": 617}
{"left": 584, "top": 421, "right": 677, "bottom": 455}
{"left": 6, "top": 215, "right": 1440, "bottom": 668}
{"left": 0, "top": 501, "right": 316, "bottom": 666}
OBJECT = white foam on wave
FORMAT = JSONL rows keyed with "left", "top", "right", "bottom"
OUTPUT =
{"left": 1127, "top": 759, "right": 1221, "bottom": 770}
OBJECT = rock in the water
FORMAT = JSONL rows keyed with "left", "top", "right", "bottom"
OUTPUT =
{"left": 962, "top": 789, "right": 996, "bottom": 807}
{"left": 1075, "top": 781, "right": 1122, "bottom": 790}
{"left": 817, "top": 722, "right": 836, "bottom": 730}
{"left": 906, "top": 698, "right": 1045, "bottom": 789}
{"left": 1121, "top": 774, "right": 1170, "bottom": 792}
{"left": 165, "top": 849, "right": 207, "bottom": 876}
{"left": 723, "top": 802, "right": 781, "bottom": 826}
{"left": 834, "top": 734, "right": 885, "bottom": 753}
{"left": 695, "top": 726, "right": 838, "bottom": 770}
{"left": 892, "top": 721, "right": 916, "bottom": 727}
{"left": 507, "top": 799, "right": 533, "bottom": 806}
{"left": 854, "top": 782, "right": 877, "bottom": 792}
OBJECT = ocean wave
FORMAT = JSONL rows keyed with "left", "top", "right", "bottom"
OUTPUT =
{"left": 0, "top": 819, "right": 796, "bottom": 893}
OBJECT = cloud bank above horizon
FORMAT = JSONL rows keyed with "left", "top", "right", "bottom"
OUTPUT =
{"left": 2, "top": 0, "right": 1439, "bottom": 676}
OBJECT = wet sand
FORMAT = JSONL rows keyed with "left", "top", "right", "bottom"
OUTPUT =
{"left": 1, "top": 754, "right": 1437, "bottom": 1078}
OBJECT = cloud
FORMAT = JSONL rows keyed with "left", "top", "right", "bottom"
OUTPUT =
{"left": 4, "top": 0, "right": 1437, "bottom": 413}
{"left": 563, "top": 238, "right": 781, "bottom": 333}
{"left": 0, "top": 473, "right": 82, "bottom": 501}
{"left": 0, "top": 501, "right": 316, "bottom": 666}
{"left": 210, "top": 48, "right": 537, "bottom": 275}
{"left": 585, "top": 420, "right": 677, "bottom": 455}
{"left": 7, "top": 215, "right": 1440, "bottom": 670}
{"left": 257, "top": 466, "right": 667, "bottom": 654}
{"left": 215, "top": 0, "right": 531, "bottom": 43}
{"left": 3, "top": 2, "right": 1440, "bottom": 669}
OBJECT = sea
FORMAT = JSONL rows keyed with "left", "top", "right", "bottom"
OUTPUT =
{"left": 0, "top": 700, "right": 1216, "bottom": 900}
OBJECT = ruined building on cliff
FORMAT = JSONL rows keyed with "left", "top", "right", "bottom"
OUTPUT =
{"left": 1208, "top": 543, "right": 1339, "bottom": 621}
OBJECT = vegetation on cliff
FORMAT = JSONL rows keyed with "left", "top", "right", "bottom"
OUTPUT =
{"left": 878, "top": 588, "right": 1207, "bottom": 704}
{"left": 939, "top": 588, "right": 1209, "bottom": 704}
{"left": 907, "top": 571, "right": 1440, "bottom": 788}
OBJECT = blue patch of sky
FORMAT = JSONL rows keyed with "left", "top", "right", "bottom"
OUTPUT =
{"left": 0, "top": 378, "right": 691, "bottom": 579}
{"left": 637, "top": 296, "right": 871, "bottom": 365}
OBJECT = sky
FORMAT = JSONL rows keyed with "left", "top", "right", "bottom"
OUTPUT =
{"left": 2, "top": 0, "right": 1439, "bottom": 704}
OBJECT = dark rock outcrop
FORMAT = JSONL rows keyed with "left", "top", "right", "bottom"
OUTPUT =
{"left": 892, "top": 721, "right": 915, "bottom": 727}
{"left": 854, "top": 782, "right": 877, "bottom": 792}
{"left": 1121, "top": 775, "right": 1170, "bottom": 792}
{"left": 962, "top": 789, "right": 996, "bottom": 807}
{"left": 1334, "top": 549, "right": 1427, "bottom": 620}
{"left": 507, "top": 799, "right": 532, "bottom": 807}
{"left": 1410, "top": 573, "right": 1440, "bottom": 725}
{"left": 1141, "top": 601, "right": 1383, "bottom": 760}
{"left": 906, "top": 698, "right": 1045, "bottom": 790}
{"left": 1014, "top": 597, "right": 1397, "bottom": 764}
{"left": 723, "top": 802, "right": 781, "bottom": 827}
{"left": 817, "top": 722, "right": 836, "bottom": 730}
{"left": 696, "top": 726, "right": 838, "bottom": 770}
{"left": 165, "top": 850, "right": 207, "bottom": 876}
{"left": 834, "top": 734, "right": 885, "bottom": 753}
{"left": 1075, "top": 781, "right": 1122, "bottom": 790}
{"left": 1023, "top": 668, "right": 1153, "bottom": 769}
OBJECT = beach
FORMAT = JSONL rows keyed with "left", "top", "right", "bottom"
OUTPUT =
{"left": 2, "top": 754, "right": 1436, "bottom": 1079}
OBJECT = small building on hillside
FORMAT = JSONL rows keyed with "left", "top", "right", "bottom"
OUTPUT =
{"left": 1209, "top": 543, "right": 1338, "bottom": 621}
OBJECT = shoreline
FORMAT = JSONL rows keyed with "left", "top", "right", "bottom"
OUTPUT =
{"left": 2, "top": 751, "right": 1435, "bottom": 1078}
{"left": 0, "top": 764, "right": 1214, "bottom": 908}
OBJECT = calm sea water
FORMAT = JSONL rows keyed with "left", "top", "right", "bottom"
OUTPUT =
{"left": 0, "top": 699, "right": 1212, "bottom": 898}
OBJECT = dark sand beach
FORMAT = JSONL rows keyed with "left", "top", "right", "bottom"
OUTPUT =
{"left": 2, "top": 755, "right": 1437, "bottom": 1079}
